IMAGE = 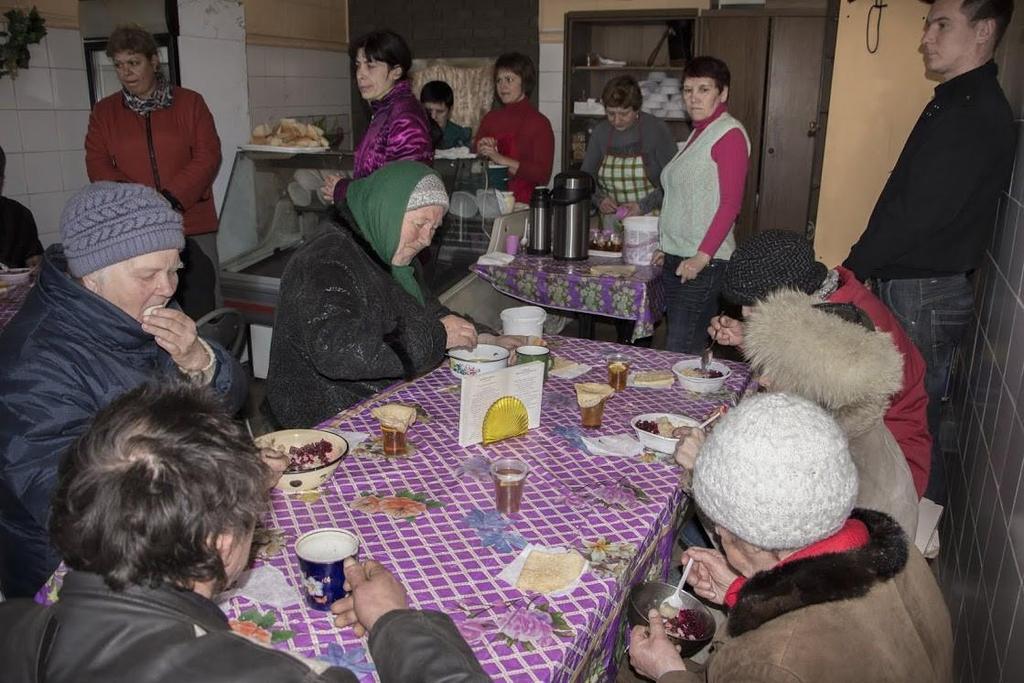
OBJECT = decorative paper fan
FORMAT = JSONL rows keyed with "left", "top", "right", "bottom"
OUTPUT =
{"left": 482, "top": 396, "right": 529, "bottom": 445}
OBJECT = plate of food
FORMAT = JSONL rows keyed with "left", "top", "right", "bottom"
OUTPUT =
{"left": 671, "top": 358, "right": 731, "bottom": 393}
{"left": 244, "top": 118, "right": 331, "bottom": 153}
{"left": 631, "top": 412, "right": 700, "bottom": 453}
{"left": 255, "top": 429, "right": 348, "bottom": 492}
{"left": 240, "top": 143, "right": 330, "bottom": 154}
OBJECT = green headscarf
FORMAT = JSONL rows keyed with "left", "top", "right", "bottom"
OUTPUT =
{"left": 346, "top": 161, "right": 439, "bottom": 305}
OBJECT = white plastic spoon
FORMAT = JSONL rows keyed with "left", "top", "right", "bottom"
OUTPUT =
{"left": 660, "top": 557, "right": 695, "bottom": 614}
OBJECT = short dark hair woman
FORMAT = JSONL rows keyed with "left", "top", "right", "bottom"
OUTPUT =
{"left": 85, "top": 23, "right": 222, "bottom": 318}
{"left": 474, "top": 52, "right": 555, "bottom": 203}
{"left": 655, "top": 56, "right": 750, "bottom": 354}
{"left": 322, "top": 30, "right": 433, "bottom": 204}
{"left": 580, "top": 75, "right": 677, "bottom": 224}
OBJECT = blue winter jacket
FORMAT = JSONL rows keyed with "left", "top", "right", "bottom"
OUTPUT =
{"left": 0, "top": 248, "right": 247, "bottom": 598}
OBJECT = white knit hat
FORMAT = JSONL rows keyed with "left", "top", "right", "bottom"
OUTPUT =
{"left": 693, "top": 392, "right": 858, "bottom": 550}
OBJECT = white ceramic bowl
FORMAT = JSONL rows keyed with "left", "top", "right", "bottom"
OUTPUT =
{"left": 672, "top": 358, "right": 732, "bottom": 394}
{"left": 448, "top": 343, "right": 510, "bottom": 377}
{"left": 255, "top": 429, "right": 349, "bottom": 492}
{"left": 631, "top": 413, "right": 700, "bottom": 453}
{"left": 0, "top": 268, "right": 32, "bottom": 286}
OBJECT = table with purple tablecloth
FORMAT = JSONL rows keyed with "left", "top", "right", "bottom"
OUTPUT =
{"left": 472, "top": 256, "right": 664, "bottom": 342}
{"left": 0, "top": 284, "right": 30, "bottom": 332}
{"left": 38, "top": 338, "right": 751, "bottom": 682}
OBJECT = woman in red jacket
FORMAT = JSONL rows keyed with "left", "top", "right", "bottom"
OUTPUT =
{"left": 85, "top": 25, "right": 221, "bottom": 319}
{"left": 474, "top": 52, "right": 554, "bottom": 204}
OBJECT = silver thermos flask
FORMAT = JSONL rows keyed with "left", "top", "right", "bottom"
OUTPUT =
{"left": 527, "top": 187, "right": 551, "bottom": 255}
{"left": 551, "top": 171, "right": 592, "bottom": 261}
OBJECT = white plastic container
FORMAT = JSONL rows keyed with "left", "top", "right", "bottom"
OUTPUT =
{"left": 623, "top": 216, "right": 660, "bottom": 266}
{"left": 501, "top": 306, "right": 546, "bottom": 337}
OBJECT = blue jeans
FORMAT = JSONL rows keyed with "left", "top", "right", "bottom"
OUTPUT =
{"left": 876, "top": 274, "right": 974, "bottom": 505}
{"left": 661, "top": 255, "right": 726, "bottom": 354}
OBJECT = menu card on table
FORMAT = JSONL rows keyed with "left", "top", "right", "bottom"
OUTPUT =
{"left": 458, "top": 362, "right": 544, "bottom": 446}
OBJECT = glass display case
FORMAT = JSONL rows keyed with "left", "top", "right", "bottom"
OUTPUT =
{"left": 217, "top": 149, "right": 507, "bottom": 326}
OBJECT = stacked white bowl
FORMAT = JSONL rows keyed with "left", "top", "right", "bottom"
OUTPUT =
{"left": 639, "top": 72, "right": 688, "bottom": 120}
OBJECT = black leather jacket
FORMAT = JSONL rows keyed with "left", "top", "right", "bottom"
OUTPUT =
{"left": 0, "top": 571, "right": 490, "bottom": 683}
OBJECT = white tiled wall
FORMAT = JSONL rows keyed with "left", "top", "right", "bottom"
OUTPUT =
{"left": 538, "top": 41, "right": 564, "bottom": 176}
{"left": 246, "top": 45, "right": 352, "bottom": 150}
{"left": 1, "top": 29, "right": 91, "bottom": 248}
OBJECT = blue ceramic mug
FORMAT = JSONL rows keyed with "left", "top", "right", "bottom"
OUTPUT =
{"left": 295, "top": 528, "right": 360, "bottom": 611}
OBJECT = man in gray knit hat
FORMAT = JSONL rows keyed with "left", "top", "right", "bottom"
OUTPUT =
{"left": 629, "top": 392, "right": 952, "bottom": 683}
{"left": 0, "top": 182, "right": 247, "bottom": 600}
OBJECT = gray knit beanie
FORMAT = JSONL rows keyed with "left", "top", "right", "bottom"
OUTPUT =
{"left": 722, "top": 229, "right": 828, "bottom": 306}
{"left": 693, "top": 392, "right": 858, "bottom": 550}
{"left": 61, "top": 182, "right": 184, "bottom": 278}
{"left": 406, "top": 173, "right": 449, "bottom": 212}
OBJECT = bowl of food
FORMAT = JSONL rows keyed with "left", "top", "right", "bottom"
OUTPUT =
{"left": 627, "top": 581, "right": 716, "bottom": 657}
{"left": 672, "top": 358, "right": 731, "bottom": 394}
{"left": 255, "top": 429, "right": 349, "bottom": 492}
{"left": 0, "top": 268, "right": 32, "bottom": 286}
{"left": 448, "top": 344, "right": 510, "bottom": 378}
{"left": 631, "top": 413, "right": 700, "bottom": 453}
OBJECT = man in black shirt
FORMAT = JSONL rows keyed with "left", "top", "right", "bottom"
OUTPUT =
{"left": 0, "top": 145, "right": 43, "bottom": 269}
{"left": 843, "top": 0, "right": 1015, "bottom": 504}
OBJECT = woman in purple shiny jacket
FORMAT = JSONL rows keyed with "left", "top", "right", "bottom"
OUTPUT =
{"left": 322, "top": 30, "right": 433, "bottom": 204}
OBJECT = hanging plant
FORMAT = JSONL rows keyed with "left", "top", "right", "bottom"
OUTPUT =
{"left": 0, "top": 7, "right": 47, "bottom": 80}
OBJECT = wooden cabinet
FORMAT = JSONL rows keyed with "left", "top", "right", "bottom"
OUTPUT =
{"left": 563, "top": 4, "right": 836, "bottom": 244}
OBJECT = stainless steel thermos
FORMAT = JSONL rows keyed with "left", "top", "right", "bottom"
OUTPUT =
{"left": 551, "top": 171, "right": 592, "bottom": 261}
{"left": 527, "top": 186, "right": 551, "bottom": 255}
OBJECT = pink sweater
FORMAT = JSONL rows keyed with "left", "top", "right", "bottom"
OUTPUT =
{"left": 681, "top": 103, "right": 749, "bottom": 257}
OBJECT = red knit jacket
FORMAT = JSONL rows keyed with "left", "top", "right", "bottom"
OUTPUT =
{"left": 474, "top": 98, "right": 555, "bottom": 203}
{"left": 830, "top": 266, "right": 932, "bottom": 496}
{"left": 85, "top": 87, "right": 221, "bottom": 236}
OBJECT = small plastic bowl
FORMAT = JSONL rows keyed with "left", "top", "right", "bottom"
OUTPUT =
{"left": 255, "top": 429, "right": 349, "bottom": 492}
{"left": 631, "top": 412, "right": 700, "bottom": 453}
{"left": 448, "top": 343, "right": 510, "bottom": 378}
{"left": 672, "top": 358, "right": 732, "bottom": 394}
{"left": 627, "top": 581, "right": 716, "bottom": 658}
{"left": 0, "top": 268, "right": 32, "bottom": 286}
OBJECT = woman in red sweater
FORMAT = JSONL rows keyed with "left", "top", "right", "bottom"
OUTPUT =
{"left": 474, "top": 52, "right": 555, "bottom": 204}
{"left": 85, "top": 25, "right": 221, "bottom": 319}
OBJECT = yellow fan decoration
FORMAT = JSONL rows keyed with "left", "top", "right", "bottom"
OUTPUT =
{"left": 482, "top": 396, "right": 530, "bottom": 445}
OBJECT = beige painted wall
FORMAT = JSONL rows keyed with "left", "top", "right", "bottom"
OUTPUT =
{"left": 539, "top": 0, "right": 709, "bottom": 43}
{"left": 0, "top": 1, "right": 77, "bottom": 29}
{"left": 814, "top": 2, "right": 934, "bottom": 266}
{"left": 245, "top": 0, "right": 347, "bottom": 51}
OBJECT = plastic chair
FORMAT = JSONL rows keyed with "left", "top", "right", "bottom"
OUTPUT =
{"left": 195, "top": 307, "right": 247, "bottom": 360}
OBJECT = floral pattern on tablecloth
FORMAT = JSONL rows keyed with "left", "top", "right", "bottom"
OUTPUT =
{"left": 472, "top": 256, "right": 665, "bottom": 341}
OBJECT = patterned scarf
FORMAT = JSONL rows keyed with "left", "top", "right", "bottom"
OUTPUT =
{"left": 122, "top": 71, "right": 174, "bottom": 116}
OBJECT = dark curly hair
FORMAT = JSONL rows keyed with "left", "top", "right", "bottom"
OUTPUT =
{"left": 105, "top": 24, "right": 159, "bottom": 60}
{"left": 50, "top": 381, "right": 269, "bottom": 593}
{"left": 601, "top": 75, "right": 643, "bottom": 111}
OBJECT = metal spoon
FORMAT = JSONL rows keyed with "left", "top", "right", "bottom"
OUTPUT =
{"left": 699, "top": 343, "right": 713, "bottom": 374}
{"left": 661, "top": 557, "right": 695, "bottom": 613}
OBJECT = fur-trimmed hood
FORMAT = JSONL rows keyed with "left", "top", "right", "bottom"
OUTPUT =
{"left": 743, "top": 289, "right": 903, "bottom": 437}
{"left": 728, "top": 509, "right": 907, "bottom": 637}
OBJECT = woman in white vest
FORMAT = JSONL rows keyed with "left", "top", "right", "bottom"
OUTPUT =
{"left": 655, "top": 57, "right": 750, "bottom": 354}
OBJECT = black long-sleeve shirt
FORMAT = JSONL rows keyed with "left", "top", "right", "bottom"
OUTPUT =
{"left": 844, "top": 61, "right": 1015, "bottom": 281}
{"left": 0, "top": 196, "right": 42, "bottom": 268}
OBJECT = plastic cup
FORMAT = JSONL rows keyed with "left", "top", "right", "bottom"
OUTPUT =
{"left": 295, "top": 529, "right": 360, "bottom": 611}
{"left": 490, "top": 458, "right": 529, "bottom": 514}
{"left": 506, "top": 233, "right": 520, "bottom": 255}
{"left": 381, "top": 426, "right": 407, "bottom": 456}
{"left": 606, "top": 354, "right": 631, "bottom": 391}
{"left": 580, "top": 399, "right": 608, "bottom": 429}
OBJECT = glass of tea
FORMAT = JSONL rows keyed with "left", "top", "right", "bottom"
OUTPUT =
{"left": 490, "top": 458, "right": 529, "bottom": 514}
{"left": 381, "top": 426, "right": 407, "bottom": 456}
{"left": 606, "top": 354, "right": 631, "bottom": 391}
{"left": 579, "top": 399, "right": 608, "bottom": 428}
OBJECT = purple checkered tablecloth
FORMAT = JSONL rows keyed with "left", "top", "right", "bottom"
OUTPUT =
{"left": 37, "top": 338, "right": 751, "bottom": 682}
{"left": 0, "top": 284, "right": 30, "bottom": 332}
{"left": 471, "top": 256, "right": 664, "bottom": 341}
